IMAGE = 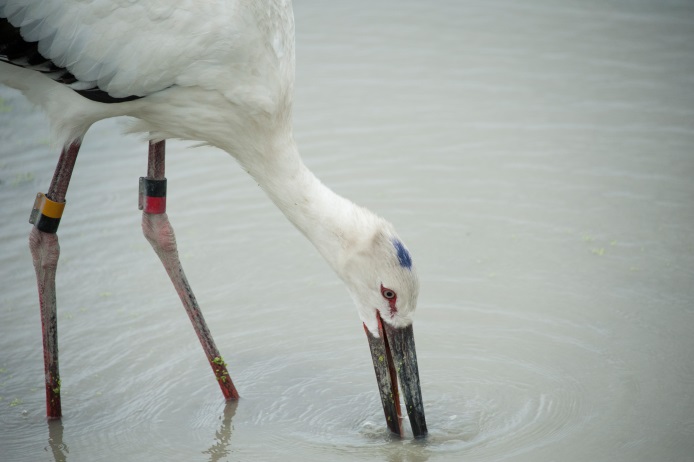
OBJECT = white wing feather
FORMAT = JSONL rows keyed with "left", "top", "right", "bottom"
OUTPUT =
{"left": 1, "top": 0, "right": 295, "bottom": 147}
{"left": 1, "top": 0, "right": 257, "bottom": 98}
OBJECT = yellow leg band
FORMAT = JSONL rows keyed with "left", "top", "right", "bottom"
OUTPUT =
{"left": 38, "top": 193, "right": 66, "bottom": 219}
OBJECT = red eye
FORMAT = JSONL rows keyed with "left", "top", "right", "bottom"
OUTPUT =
{"left": 380, "top": 285, "right": 398, "bottom": 317}
{"left": 381, "top": 287, "right": 396, "bottom": 300}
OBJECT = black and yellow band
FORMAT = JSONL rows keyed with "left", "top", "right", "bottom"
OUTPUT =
{"left": 30, "top": 193, "right": 66, "bottom": 234}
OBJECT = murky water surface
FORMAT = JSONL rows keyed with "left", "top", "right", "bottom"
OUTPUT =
{"left": 2, "top": 1, "right": 694, "bottom": 461}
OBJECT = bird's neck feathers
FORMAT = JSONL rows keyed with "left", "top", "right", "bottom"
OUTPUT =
{"left": 238, "top": 139, "right": 389, "bottom": 277}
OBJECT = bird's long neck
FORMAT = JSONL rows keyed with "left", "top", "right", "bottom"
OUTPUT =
{"left": 236, "top": 137, "right": 372, "bottom": 274}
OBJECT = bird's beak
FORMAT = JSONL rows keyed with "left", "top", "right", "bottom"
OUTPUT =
{"left": 364, "top": 314, "right": 428, "bottom": 438}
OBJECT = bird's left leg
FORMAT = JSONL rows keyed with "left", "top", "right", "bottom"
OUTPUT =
{"left": 28, "top": 139, "right": 82, "bottom": 419}
{"left": 139, "top": 140, "right": 239, "bottom": 400}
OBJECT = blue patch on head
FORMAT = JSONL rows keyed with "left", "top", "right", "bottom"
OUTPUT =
{"left": 392, "top": 239, "right": 413, "bottom": 269}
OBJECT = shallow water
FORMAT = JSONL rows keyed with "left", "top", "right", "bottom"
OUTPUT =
{"left": 2, "top": 0, "right": 694, "bottom": 461}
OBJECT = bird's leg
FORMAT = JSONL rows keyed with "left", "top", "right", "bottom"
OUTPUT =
{"left": 29, "top": 139, "right": 82, "bottom": 419}
{"left": 140, "top": 140, "right": 239, "bottom": 400}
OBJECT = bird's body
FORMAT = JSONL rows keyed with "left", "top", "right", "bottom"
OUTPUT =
{"left": 1, "top": 0, "right": 427, "bottom": 437}
{"left": 1, "top": 0, "right": 294, "bottom": 161}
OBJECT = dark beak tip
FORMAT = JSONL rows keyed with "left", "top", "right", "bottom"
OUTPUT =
{"left": 412, "top": 422, "right": 429, "bottom": 439}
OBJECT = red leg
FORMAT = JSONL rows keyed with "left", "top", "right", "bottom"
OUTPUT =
{"left": 140, "top": 140, "right": 239, "bottom": 400}
{"left": 29, "top": 139, "right": 81, "bottom": 419}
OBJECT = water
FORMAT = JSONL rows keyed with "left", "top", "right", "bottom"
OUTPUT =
{"left": 2, "top": 0, "right": 694, "bottom": 460}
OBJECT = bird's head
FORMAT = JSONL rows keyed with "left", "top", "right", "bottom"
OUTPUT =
{"left": 334, "top": 219, "right": 427, "bottom": 438}
{"left": 340, "top": 228, "right": 420, "bottom": 335}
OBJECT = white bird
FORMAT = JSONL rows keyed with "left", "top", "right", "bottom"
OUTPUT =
{"left": 0, "top": 0, "right": 427, "bottom": 437}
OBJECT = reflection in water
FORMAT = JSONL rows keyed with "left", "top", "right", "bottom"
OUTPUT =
{"left": 202, "top": 401, "right": 238, "bottom": 462}
{"left": 46, "top": 420, "right": 68, "bottom": 462}
{"left": 42, "top": 402, "right": 237, "bottom": 462}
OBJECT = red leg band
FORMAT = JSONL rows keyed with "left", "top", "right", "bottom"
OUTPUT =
{"left": 143, "top": 196, "right": 166, "bottom": 214}
{"left": 139, "top": 177, "right": 167, "bottom": 214}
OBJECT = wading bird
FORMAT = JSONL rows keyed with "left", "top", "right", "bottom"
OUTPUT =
{"left": 0, "top": 0, "right": 427, "bottom": 438}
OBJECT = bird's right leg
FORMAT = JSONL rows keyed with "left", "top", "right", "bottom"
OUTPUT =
{"left": 139, "top": 140, "right": 239, "bottom": 400}
{"left": 29, "top": 140, "right": 82, "bottom": 419}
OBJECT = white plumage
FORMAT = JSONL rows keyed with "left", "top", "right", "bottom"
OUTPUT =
{"left": 1, "top": 1, "right": 294, "bottom": 151}
{"left": 3, "top": 0, "right": 270, "bottom": 98}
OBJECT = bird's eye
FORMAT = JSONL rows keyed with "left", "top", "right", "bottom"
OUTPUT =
{"left": 381, "top": 287, "right": 396, "bottom": 299}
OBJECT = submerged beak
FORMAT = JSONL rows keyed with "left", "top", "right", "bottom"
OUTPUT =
{"left": 364, "top": 315, "right": 428, "bottom": 438}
